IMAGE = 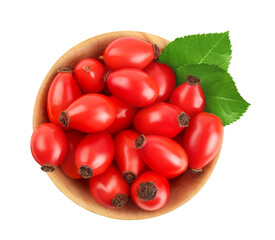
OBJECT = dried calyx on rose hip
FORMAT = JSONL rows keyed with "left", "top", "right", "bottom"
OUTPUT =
{"left": 130, "top": 171, "right": 170, "bottom": 211}
{"left": 89, "top": 165, "right": 129, "bottom": 209}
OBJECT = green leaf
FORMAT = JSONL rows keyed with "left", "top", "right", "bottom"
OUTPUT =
{"left": 175, "top": 64, "right": 250, "bottom": 126}
{"left": 159, "top": 32, "right": 232, "bottom": 71}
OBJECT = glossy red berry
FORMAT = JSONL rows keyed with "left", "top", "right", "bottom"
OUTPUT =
{"left": 135, "top": 135, "right": 188, "bottom": 178}
{"left": 107, "top": 96, "right": 137, "bottom": 135}
{"left": 103, "top": 37, "right": 159, "bottom": 70}
{"left": 133, "top": 102, "right": 189, "bottom": 138}
{"left": 74, "top": 58, "right": 106, "bottom": 93}
{"left": 47, "top": 68, "right": 82, "bottom": 128}
{"left": 31, "top": 123, "right": 68, "bottom": 172}
{"left": 89, "top": 165, "right": 129, "bottom": 209}
{"left": 183, "top": 112, "right": 223, "bottom": 172}
{"left": 59, "top": 94, "right": 116, "bottom": 133}
{"left": 144, "top": 62, "right": 176, "bottom": 102}
{"left": 115, "top": 130, "right": 145, "bottom": 183}
{"left": 106, "top": 68, "right": 159, "bottom": 107}
{"left": 169, "top": 75, "right": 205, "bottom": 118}
{"left": 131, "top": 171, "right": 170, "bottom": 211}
{"left": 75, "top": 132, "right": 115, "bottom": 179}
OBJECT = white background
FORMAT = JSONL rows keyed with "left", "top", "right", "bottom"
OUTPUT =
{"left": 1, "top": 0, "right": 274, "bottom": 239}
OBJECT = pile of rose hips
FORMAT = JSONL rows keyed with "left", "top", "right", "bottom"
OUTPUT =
{"left": 31, "top": 37, "right": 224, "bottom": 211}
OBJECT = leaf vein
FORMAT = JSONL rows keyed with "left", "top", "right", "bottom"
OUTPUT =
{"left": 198, "top": 33, "right": 227, "bottom": 64}
{"left": 205, "top": 95, "right": 246, "bottom": 103}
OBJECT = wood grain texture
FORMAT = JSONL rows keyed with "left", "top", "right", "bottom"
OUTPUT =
{"left": 32, "top": 31, "right": 222, "bottom": 220}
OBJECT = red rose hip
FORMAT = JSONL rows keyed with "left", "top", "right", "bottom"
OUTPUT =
{"left": 106, "top": 68, "right": 159, "bottom": 107}
{"left": 89, "top": 165, "right": 129, "bottom": 209}
{"left": 103, "top": 37, "right": 159, "bottom": 70}
{"left": 107, "top": 96, "right": 137, "bottom": 135}
{"left": 144, "top": 62, "right": 176, "bottom": 102}
{"left": 135, "top": 135, "right": 188, "bottom": 178}
{"left": 183, "top": 112, "right": 223, "bottom": 172}
{"left": 115, "top": 130, "right": 145, "bottom": 183}
{"left": 133, "top": 102, "right": 189, "bottom": 138}
{"left": 31, "top": 123, "right": 68, "bottom": 172}
{"left": 73, "top": 58, "right": 106, "bottom": 93}
{"left": 169, "top": 75, "right": 205, "bottom": 118}
{"left": 60, "top": 130, "right": 85, "bottom": 179}
{"left": 59, "top": 93, "right": 116, "bottom": 133}
{"left": 47, "top": 68, "right": 82, "bottom": 128}
{"left": 131, "top": 171, "right": 170, "bottom": 211}
{"left": 75, "top": 131, "right": 115, "bottom": 179}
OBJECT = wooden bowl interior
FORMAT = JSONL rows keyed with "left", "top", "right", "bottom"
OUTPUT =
{"left": 32, "top": 31, "right": 220, "bottom": 220}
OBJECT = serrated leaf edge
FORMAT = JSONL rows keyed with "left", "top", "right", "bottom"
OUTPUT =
{"left": 159, "top": 31, "right": 232, "bottom": 72}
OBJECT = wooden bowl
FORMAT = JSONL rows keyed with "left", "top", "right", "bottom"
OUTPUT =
{"left": 32, "top": 31, "right": 221, "bottom": 220}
